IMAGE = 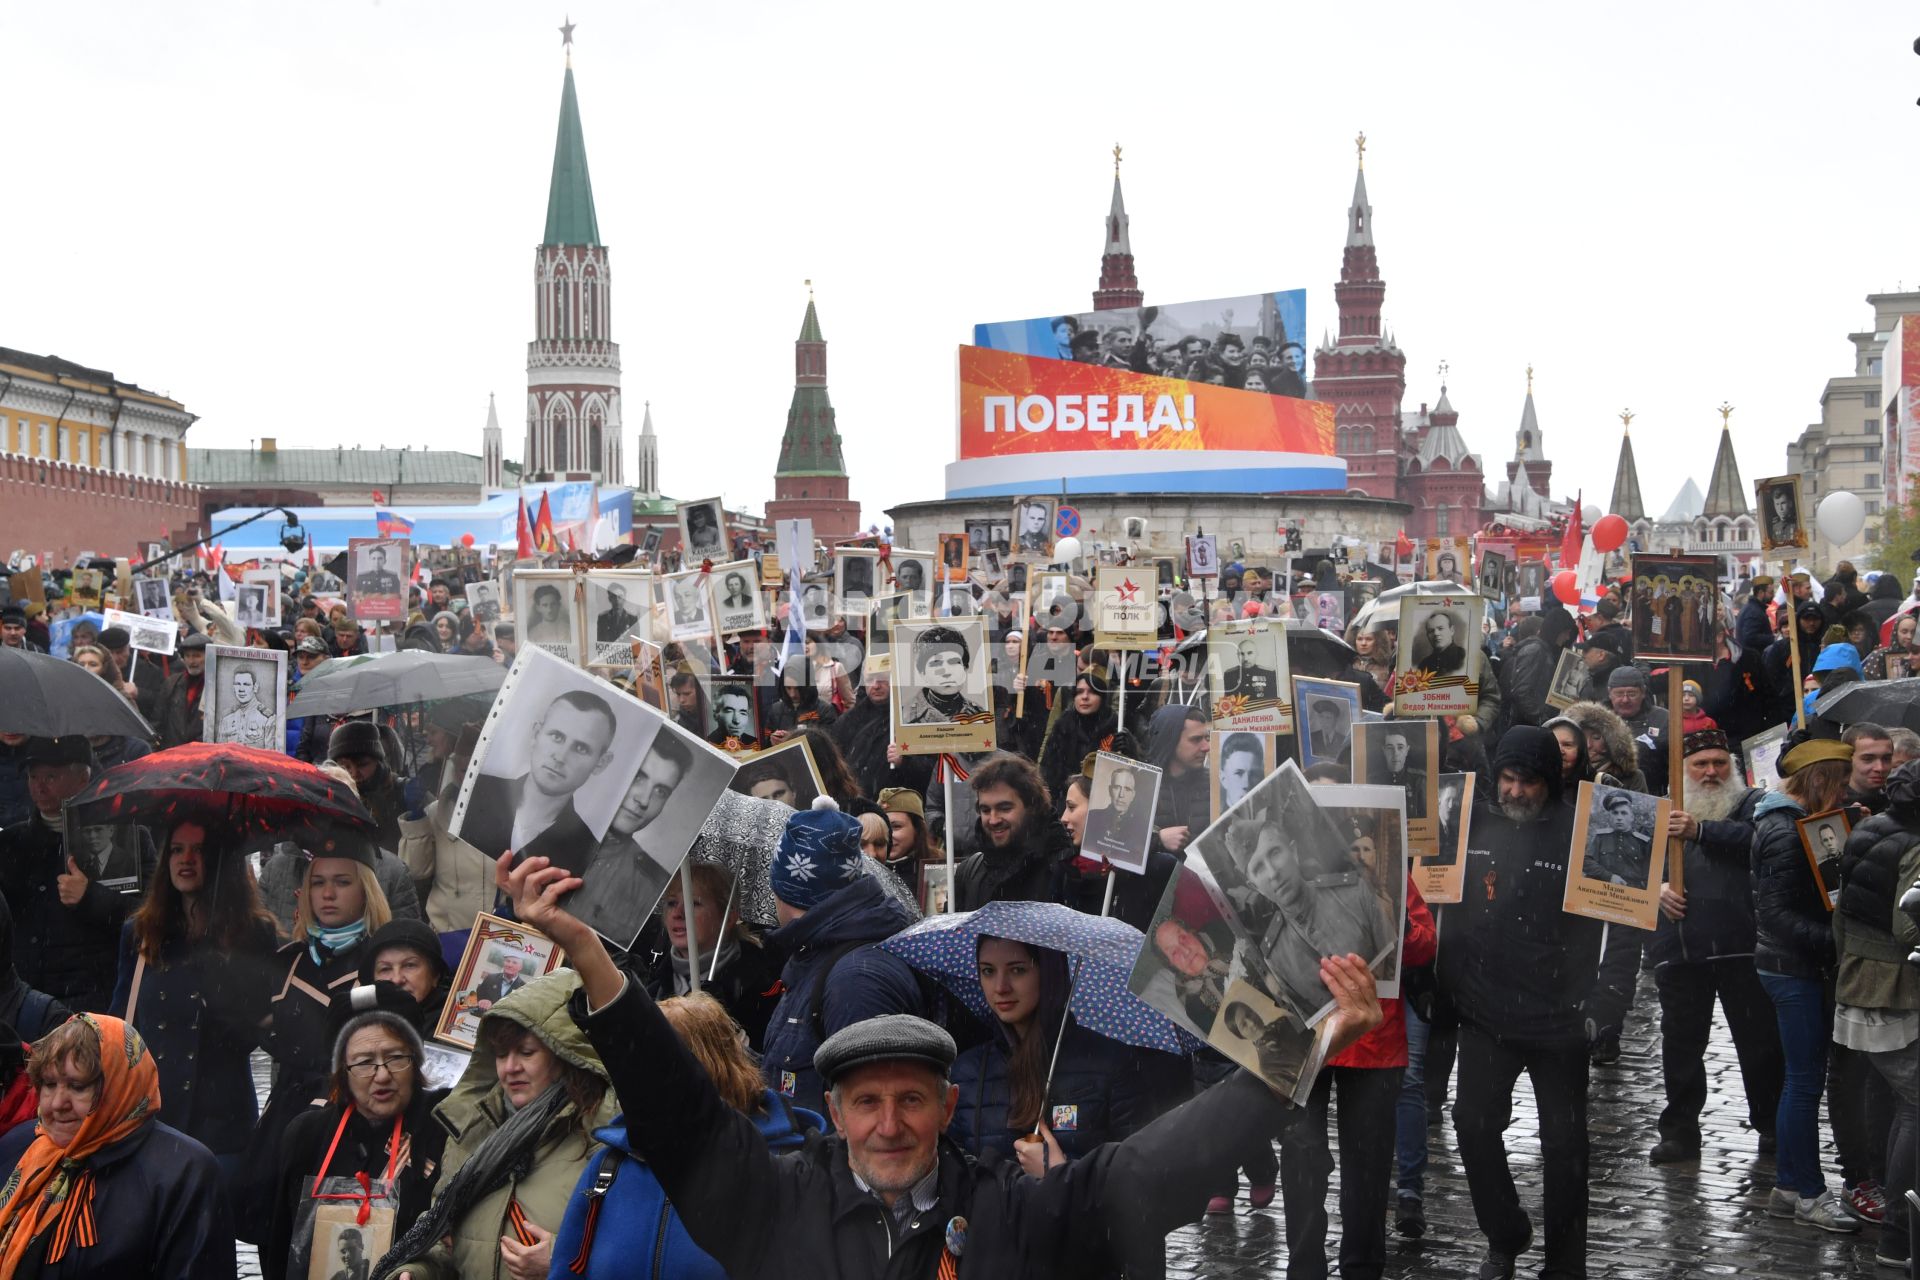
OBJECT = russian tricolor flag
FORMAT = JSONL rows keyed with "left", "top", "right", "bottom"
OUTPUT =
{"left": 375, "top": 508, "right": 415, "bottom": 538}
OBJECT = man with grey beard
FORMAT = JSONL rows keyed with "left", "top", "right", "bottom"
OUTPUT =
{"left": 1645, "top": 728, "right": 1781, "bottom": 1166}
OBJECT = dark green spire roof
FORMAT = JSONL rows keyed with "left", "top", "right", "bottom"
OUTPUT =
{"left": 778, "top": 296, "right": 846, "bottom": 476}
{"left": 543, "top": 67, "right": 600, "bottom": 247}
{"left": 798, "top": 299, "right": 823, "bottom": 342}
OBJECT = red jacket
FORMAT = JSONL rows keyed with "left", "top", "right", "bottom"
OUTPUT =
{"left": 0, "top": 1053, "right": 36, "bottom": 1141}
{"left": 1329, "top": 877, "right": 1436, "bottom": 1070}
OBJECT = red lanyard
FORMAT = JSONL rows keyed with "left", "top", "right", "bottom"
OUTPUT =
{"left": 310, "top": 1107, "right": 403, "bottom": 1226}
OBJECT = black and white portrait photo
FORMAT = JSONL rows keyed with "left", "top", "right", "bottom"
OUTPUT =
{"left": 705, "top": 676, "right": 760, "bottom": 751}
{"left": 1352, "top": 720, "right": 1437, "bottom": 824}
{"left": 1796, "top": 809, "right": 1851, "bottom": 909}
{"left": 1191, "top": 760, "right": 1396, "bottom": 1026}
{"left": 134, "top": 576, "right": 172, "bottom": 620}
{"left": 727, "top": 736, "right": 825, "bottom": 809}
{"left": 1080, "top": 751, "right": 1164, "bottom": 874}
{"left": 800, "top": 582, "right": 832, "bottom": 630}
{"left": 1392, "top": 595, "right": 1485, "bottom": 717}
{"left": 1478, "top": 549, "right": 1508, "bottom": 606}
{"left": 451, "top": 647, "right": 737, "bottom": 948}
{"left": 202, "top": 645, "right": 287, "bottom": 753}
{"left": 1206, "top": 976, "right": 1322, "bottom": 1103}
{"left": 1213, "top": 731, "right": 1272, "bottom": 823}
{"left": 585, "top": 572, "right": 649, "bottom": 665}
{"left": 1755, "top": 474, "right": 1808, "bottom": 552}
{"left": 664, "top": 570, "right": 713, "bottom": 642}
{"left": 710, "top": 561, "right": 766, "bottom": 634}
{"left": 64, "top": 818, "right": 144, "bottom": 894}
{"left": 464, "top": 580, "right": 502, "bottom": 625}
{"left": 1295, "top": 678, "right": 1360, "bottom": 768}
{"left": 1580, "top": 786, "right": 1657, "bottom": 890}
{"left": 834, "top": 550, "right": 878, "bottom": 617}
{"left": 1424, "top": 538, "right": 1469, "bottom": 584}
{"left": 891, "top": 616, "right": 995, "bottom": 754}
{"left": 1308, "top": 782, "right": 1410, "bottom": 994}
{"left": 348, "top": 537, "right": 407, "bottom": 621}
{"left": 513, "top": 571, "right": 581, "bottom": 664}
{"left": 1207, "top": 618, "right": 1291, "bottom": 733}
{"left": 1545, "top": 646, "right": 1589, "bottom": 710}
{"left": 1012, "top": 497, "right": 1054, "bottom": 557}
{"left": 104, "top": 607, "right": 175, "bottom": 656}
{"left": 1186, "top": 534, "right": 1219, "bottom": 579}
{"left": 678, "top": 497, "right": 729, "bottom": 564}
{"left": 1405, "top": 604, "right": 1467, "bottom": 677}
{"left": 241, "top": 568, "right": 282, "bottom": 626}
{"left": 234, "top": 583, "right": 269, "bottom": 629}
{"left": 890, "top": 551, "right": 936, "bottom": 616}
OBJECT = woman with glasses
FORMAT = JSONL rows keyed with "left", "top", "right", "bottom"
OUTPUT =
{"left": 108, "top": 817, "right": 280, "bottom": 1190}
{"left": 263, "top": 1009, "right": 449, "bottom": 1280}
{"left": 0, "top": 1013, "right": 234, "bottom": 1277}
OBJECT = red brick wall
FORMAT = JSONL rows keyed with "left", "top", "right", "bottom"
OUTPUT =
{"left": 0, "top": 455, "right": 203, "bottom": 563}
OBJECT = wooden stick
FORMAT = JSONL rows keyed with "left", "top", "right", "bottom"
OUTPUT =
{"left": 1666, "top": 663, "right": 1685, "bottom": 896}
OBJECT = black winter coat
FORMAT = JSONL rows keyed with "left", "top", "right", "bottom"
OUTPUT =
{"left": 1702, "top": 648, "right": 1778, "bottom": 751}
{"left": 1751, "top": 792, "right": 1835, "bottom": 980}
{"left": 262, "top": 1090, "right": 449, "bottom": 1280}
{"left": 1499, "top": 635, "right": 1562, "bottom": 731}
{"left": 1436, "top": 798, "right": 1630, "bottom": 1042}
{"left": 154, "top": 670, "right": 207, "bottom": 750}
{"left": 635, "top": 925, "right": 787, "bottom": 1051}
{"left": 1650, "top": 788, "right": 1762, "bottom": 968}
{"left": 572, "top": 975, "right": 1298, "bottom": 1280}
{"left": 955, "top": 820, "right": 1077, "bottom": 912}
{"left": 1839, "top": 808, "right": 1920, "bottom": 934}
{"left": 830, "top": 691, "right": 935, "bottom": 809}
{"left": 0, "top": 815, "right": 153, "bottom": 1011}
{"left": 107, "top": 919, "right": 279, "bottom": 1156}
{"left": 948, "top": 1021, "right": 1191, "bottom": 1164}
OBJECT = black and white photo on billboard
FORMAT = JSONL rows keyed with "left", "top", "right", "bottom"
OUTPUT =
{"left": 1294, "top": 677, "right": 1360, "bottom": 769}
{"left": 1581, "top": 784, "right": 1660, "bottom": 890}
{"left": 513, "top": 570, "right": 581, "bottom": 664}
{"left": 134, "top": 576, "right": 173, "bottom": 619}
{"left": 1213, "top": 731, "right": 1272, "bottom": 822}
{"left": 727, "top": 735, "right": 826, "bottom": 809}
{"left": 834, "top": 549, "right": 879, "bottom": 618}
{"left": 234, "top": 583, "right": 269, "bottom": 629}
{"left": 678, "top": 497, "right": 729, "bottom": 564}
{"left": 889, "top": 550, "right": 936, "bottom": 617}
{"left": 664, "top": 570, "right": 714, "bottom": 643}
{"left": 1011, "top": 497, "right": 1054, "bottom": 557}
{"left": 1079, "top": 751, "right": 1164, "bottom": 874}
{"left": 1402, "top": 600, "right": 1468, "bottom": 678}
{"left": 705, "top": 675, "right": 760, "bottom": 751}
{"left": 464, "top": 579, "right": 503, "bottom": 625}
{"left": 202, "top": 644, "right": 287, "bottom": 753}
{"left": 584, "top": 571, "right": 650, "bottom": 665}
{"left": 707, "top": 560, "right": 766, "bottom": 634}
{"left": 1352, "top": 721, "right": 1433, "bottom": 820}
{"left": 449, "top": 646, "right": 737, "bottom": 948}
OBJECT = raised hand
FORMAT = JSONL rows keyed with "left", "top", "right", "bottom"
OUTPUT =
{"left": 1317, "top": 953, "right": 1382, "bottom": 1058}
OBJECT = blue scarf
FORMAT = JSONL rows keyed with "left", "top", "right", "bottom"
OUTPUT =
{"left": 306, "top": 917, "right": 368, "bottom": 966}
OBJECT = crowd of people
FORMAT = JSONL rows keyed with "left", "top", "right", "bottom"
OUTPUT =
{"left": 0, "top": 543, "right": 1917, "bottom": 1280}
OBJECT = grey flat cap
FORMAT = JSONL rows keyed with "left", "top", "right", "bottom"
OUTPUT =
{"left": 814, "top": 1014, "right": 957, "bottom": 1085}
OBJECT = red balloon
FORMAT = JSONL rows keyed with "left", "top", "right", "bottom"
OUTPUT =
{"left": 461, "top": 533, "right": 476, "bottom": 548}
{"left": 1591, "top": 514, "right": 1628, "bottom": 553}
{"left": 1551, "top": 570, "right": 1581, "bottom": 605}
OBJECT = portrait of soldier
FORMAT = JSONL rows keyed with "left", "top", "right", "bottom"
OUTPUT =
{"left": 901, "top": 625, "right": 985, "bottom": 724}
{"left": 1584, "top": 788, "right": 1652, "bottom": 889}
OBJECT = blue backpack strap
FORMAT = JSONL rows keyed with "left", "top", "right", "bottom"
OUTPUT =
{"left": 15, "top": 990, "right": 56, "bottom": 1044}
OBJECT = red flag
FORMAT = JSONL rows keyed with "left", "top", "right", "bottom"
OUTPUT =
{"left": 371, "top": 489, "right": 386, "bottom": 504}
{"left": 306, "top": 539, "right": 317, "bottom": 570}
{"left": 515, "top": 493, "right": 536, "bottom": 560}
{"left": 564, "top": 528, "right": 578, "bottom": 553}
{"left": 532, "top": 492, "right": 559, "bottom": 554}
{"left": 1559, "top": 491, "right": 1584, "bottom": 569}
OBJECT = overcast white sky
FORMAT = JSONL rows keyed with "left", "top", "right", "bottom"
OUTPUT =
{"left": 6, "top": 3, "right": 1918, "bottom": 528}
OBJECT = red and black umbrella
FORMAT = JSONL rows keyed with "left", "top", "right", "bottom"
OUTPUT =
{"left": 68, "top": 741, "right": 375, "bottom": 856}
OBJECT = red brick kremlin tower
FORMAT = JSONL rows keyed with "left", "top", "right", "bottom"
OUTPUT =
{"left": 765, "top": 287, "right": 860, "bottom": 542}
{"left": 1093, "top": 145, "right": 1144, "bottom": 311}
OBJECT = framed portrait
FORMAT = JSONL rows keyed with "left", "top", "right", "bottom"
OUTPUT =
{"left": 1081, "top": 751, "right": 1165, "bottom": 874}
{"left": 1755, "top": 474, "right": 1809, "bottom": 553}
{"left": 1188, "top": 759, "right": 1397, "bottom": 1027}
{"left": 1477, "top": 549, "right": 1509, "bottom": 609}
{"left": 583, "top": 571, "right": 651, "bottom": 666}
{"left": 103, "top": 606, "right": 174, "bottom": 656}
{"left": 864, "top": 592, "right": 908, "bottom": 676}
{"left": 919, "top": 863, "right": 953, "bottom": 917}
{"left": 1343, "top": 579, "right": 1382, "bottom": 628}
{"left": 433, "top": 912, "right": 567, "bottom": 1050}
{"left": 638, "top": 526, "right": 663, "bottom": 558}
{"left": 1544, "top": 647, "right": 1589, "bottom": 711}
{"left": 1564, "top": 781, "right": 1670, "bottom": 930}
{"left": 1206, "top": 973, "right": 1328, "bottom": 1105}
{"left": 888, "top": 550, "right": 937, "bottom": 617}
{"left": 202, "top": 644, "right": 287, "bottom": 753}
{"left": 964, "top": 519, "right": 993, "bottom": 556}
{"left": 704, "top": 675, "right": 761, "bottom": 753}
{"left": 799, "top": 580, "right": 833, "bottom": 630}
{"left": 1311, "top": 591, "right": 1345, "bottom": 633}
{"left": 1392, "top": 594, "right": 1485, "bottom": 718}
{"left": 232, "top": 582, "right": 270, "bottom": 630}
{"left": 448, "top": 647, "right": 739, "bottom": 949}
{"left": 1423, "top": 537, "right": 1470, "bottom": 584}
{"left": 1629, "top": 554, "right": 1720, "bottom": 662}
{"left": 663, "top": 569, "right": 715, "bottom": 643}
{"left": 889, "top": 615, "right": 995, "bottom": 755}
{"left": 1212, "top": 731, "right": 1277, "bottom": 824}
{"left": 513, "top": 569, "right": 582, "bottom": 665}
{"left": 939, "top": 533, "right": 969, "bottom": 583}
{"left": 978, "top": 546, "right": 1004, "bottom": 580}
{"left": 1092, "top": 564, "right": 1158, "bottom": 650}
{"left": 834, "top": 549, "right": 880, "bottom": 619}
{"left": 757, "top": 551, "right": 784, "bottom": 588}
{"left": 728, "top": 735, "right": 825, "bottom": 809}
{"left": 133, "top": 576, "right": 173, "bottom": 620}
{"left": 347, "top": 537, "right": 408, "bottom": 621}
{"left": 463, "top": 579, "right": 504, "bottom": 625}
{"left": 1011, "top": 496, "right": 1055, "bottom": 559}
{"left": 294, "top": 1201, "right": 397, "bottom": 1280}
{"left": 1207, "top": 617, "right": 1292, "bottom": 733}
{"left": 678, "top": 497, "right": 730, "bottom": 565}
{"left": 1308, "top": 781, "right": 1410, "bottom": 997}
{"left": 706, "top": 560, "right": 766, "bottom": 636}
{"left": 240, "top": 568, "right": 283, "bottom": 626}
{"left": 1740, "top": 723, "right": 1789, "bottom": 794}
{"left": 1185, "top": 534, "right": 1220, "bottom": 580}
{"left": 1351, "top": 720, "right": 1441, "bottom": 854}
{"left": 1516, "top": 561, "right": 1546, "bottom": 606}
{"left": 63, "top": 812, "right": 145, "bottom": 895}
{"left": 1413, "top": 772, "right": 1473, "bottom": 905}
{"left": 1129, "top": 858, "right": 1244, "bottom": 1041}
{"left": 1796, "top": 808, "right": 1851, "bottom": 912}
{"left": 632, "top": 639, "right": 667, "bottom": 710}
{"left": 1294, "top": 677, "right": 1361, "bottom": 769}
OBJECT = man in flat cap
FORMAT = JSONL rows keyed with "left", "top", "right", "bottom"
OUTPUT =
{"left": 498, "top": 849, "right": 1381, "bottom": 1280}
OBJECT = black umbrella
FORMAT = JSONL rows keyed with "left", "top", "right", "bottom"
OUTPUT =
{"left": 288, "top": 649, "right": 507, "bottom": 718}
{"left": 0, "top": 645, "right": 153, "bottom": 740}
{"left": 1812, "top": 677, "right": 1920, "bottom": 733}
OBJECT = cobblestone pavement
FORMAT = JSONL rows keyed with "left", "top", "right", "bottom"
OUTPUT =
{"left": 1169, "top": 968, "right": 1894, "bottom": 1279}
{"left": 245, "top": 969, "right": 1892, "bottom": 1278}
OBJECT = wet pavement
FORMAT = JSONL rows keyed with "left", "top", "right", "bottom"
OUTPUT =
{"left": 245, "top": 968, "right": 1892, "bottom": 1278}
{"left": 1168, "top": 967, "right": 1894, "bottom": 1279}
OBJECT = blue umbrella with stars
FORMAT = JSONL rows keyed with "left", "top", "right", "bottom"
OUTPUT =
{"left": 880, "top": 899, "right": 1198, "bottom": 1057}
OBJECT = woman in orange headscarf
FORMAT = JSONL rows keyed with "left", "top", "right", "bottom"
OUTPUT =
{"left": 0, "top": 1013, "right": 234, "bottom": 1277}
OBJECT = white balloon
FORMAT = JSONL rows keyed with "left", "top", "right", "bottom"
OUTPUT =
{"left": 1582, "top": 504, "right": 1602, "bottom": 526}
{"left": 1815, "top": 491, "right": 1866, "bottom": 545}
{"left": 1053, "top": 536, "right": 1082, "bottom": 564}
